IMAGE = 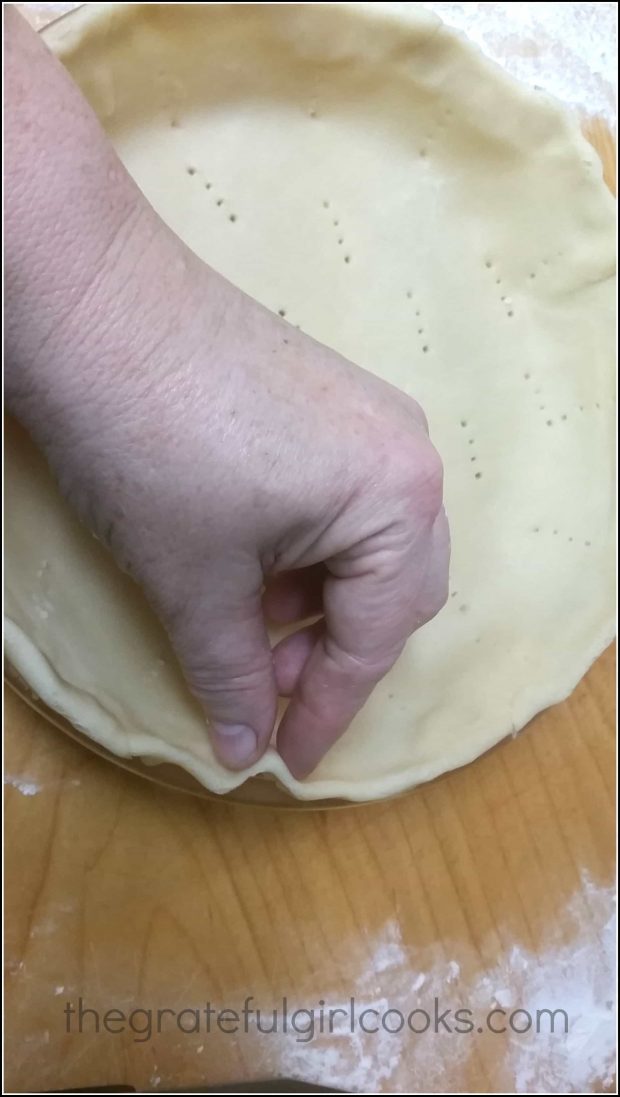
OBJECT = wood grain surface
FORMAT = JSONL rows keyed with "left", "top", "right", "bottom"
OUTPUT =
{"left": 5, "top": 4, "right": 617, "bottom": 1094}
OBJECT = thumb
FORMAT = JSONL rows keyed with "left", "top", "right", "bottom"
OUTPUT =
{"left": 164, "top": 558, "right": 278, "bottom": 771}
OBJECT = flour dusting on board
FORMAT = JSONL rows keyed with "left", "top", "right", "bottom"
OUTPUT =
{"left": 424, "top": 1, "right": 617, "bottom": 121}
{"left": 369, "top": 920, "right": 408, "bottom": 975}
{"left": 270, "top": 874, "right": 615, "bottom": 1094}
{"left": 4, "top": 774, "right": 41, "bottom": 796}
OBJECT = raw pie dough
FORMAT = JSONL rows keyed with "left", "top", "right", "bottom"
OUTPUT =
{"left": 5, "top": 2, "right": 615, "bottom": 801}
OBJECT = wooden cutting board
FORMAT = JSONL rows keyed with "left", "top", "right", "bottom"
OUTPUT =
{"left": 5, "top": 5, "right": 616, "bottom": 1093}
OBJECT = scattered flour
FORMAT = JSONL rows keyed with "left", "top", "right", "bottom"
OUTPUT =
{"left": 4, "top": 774, "right": 41, "bottom": 796}
{"left": 423, "top": 2, "right": 617, "bottom": 122}
{"left": 370, "top": 920, "right": 408, "bottom": 975}
{"left": 446, "top": 960, "right": 461, "bottom": 984}
{"left": 263, "top": 875, "right": 615, "bottom": 1094}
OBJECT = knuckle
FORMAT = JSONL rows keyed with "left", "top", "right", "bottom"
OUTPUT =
{"left": 324, "top": 633, "right": 404, "bottom": 685}
{"left": 388, "top": 436, "right": 444, "bottom": 521}
{"left": 408, "top": 398, "right": 429, "bottom": 434}
{"left": 423, "top": 581, "right": 449, "bottom": 622}
{"left": 413, "top": 568, "right": 450, "bottom": 628}
{"left": 184, "top": 657, "right": 272, "bottom": 701}
{"left": 413, "top": 446, "right": 444, "bottom": 509}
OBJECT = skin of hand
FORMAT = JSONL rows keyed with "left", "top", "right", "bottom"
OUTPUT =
{"left": 5, "top": 6, "right": 450, "bottom": 778}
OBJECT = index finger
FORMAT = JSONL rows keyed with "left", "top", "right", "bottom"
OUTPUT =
{"left": 276, "top": 509, "right": 450, "bottom": 778}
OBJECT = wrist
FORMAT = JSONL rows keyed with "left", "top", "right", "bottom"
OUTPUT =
{"left": 5, "top": 5, "right": 206, "bottom": 460}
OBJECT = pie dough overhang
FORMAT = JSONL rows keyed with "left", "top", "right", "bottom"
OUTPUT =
{"left": 5, "top": 3, "right": 615, "bottom": 801}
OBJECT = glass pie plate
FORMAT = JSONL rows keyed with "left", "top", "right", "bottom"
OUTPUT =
{"left": 5, "top": 661, "right": 367, "bottom": 810}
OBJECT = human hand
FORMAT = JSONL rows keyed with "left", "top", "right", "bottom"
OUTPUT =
{"left": 20, "top": 232, "right": 449, "bottom": 776}
{"left": 6, "top": 5, "right": 450, "bottom": 777}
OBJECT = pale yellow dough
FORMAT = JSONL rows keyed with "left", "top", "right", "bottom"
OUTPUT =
{"left": 5, "top": 3, "right": 615, "bottom": 801}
